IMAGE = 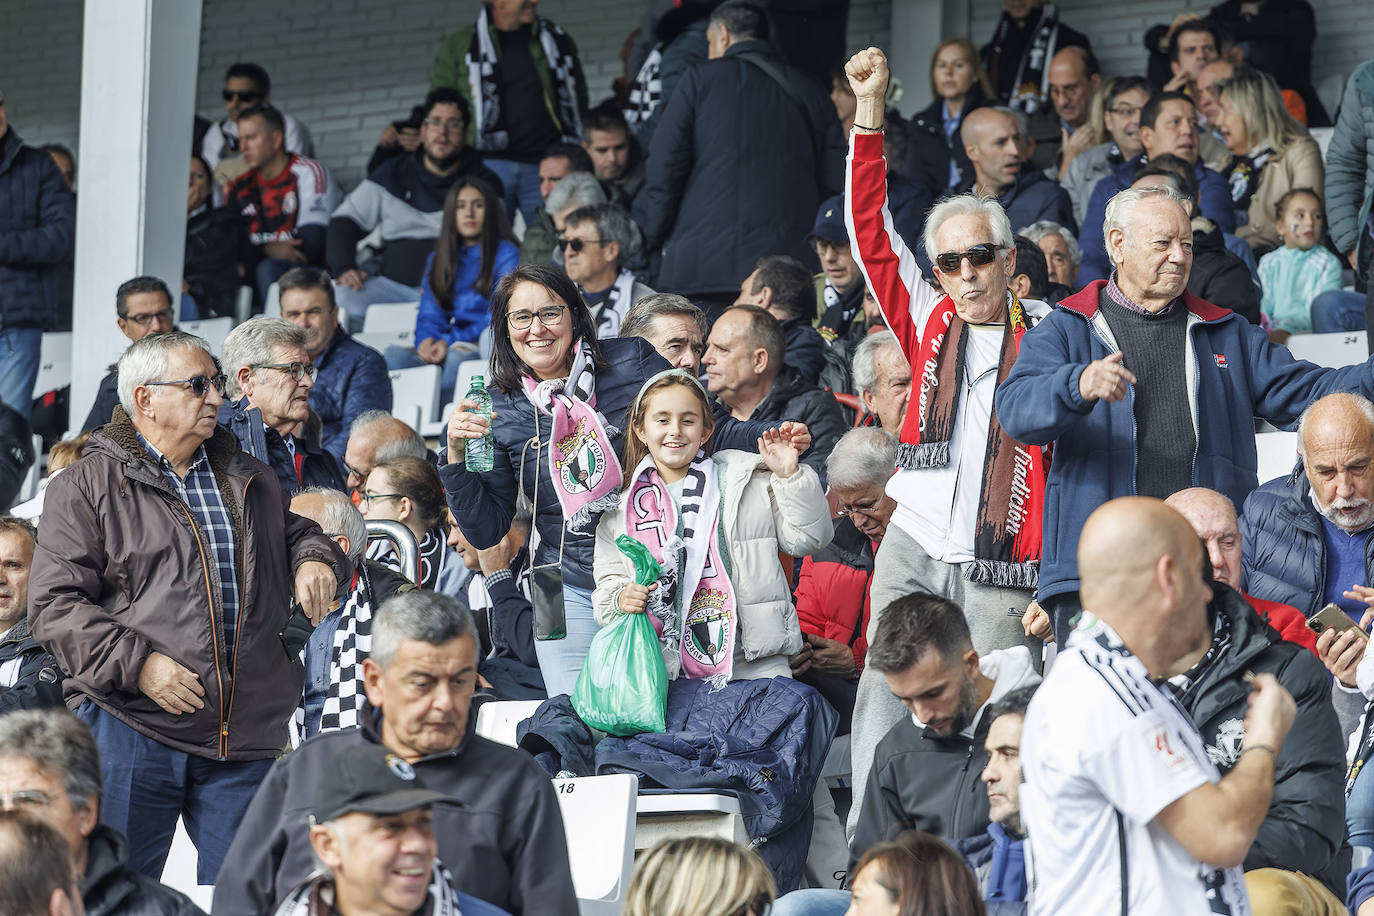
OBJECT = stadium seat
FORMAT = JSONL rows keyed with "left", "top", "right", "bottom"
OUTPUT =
{"left": 35, "top": 332, "right": 72, "bottom": 399}
{"left": 159, "top": 817, "right": 214, "bottom": 910}
{"left": 235, "top": 286, "right": 254, "bottom": 324}
{"left": 362, "top": 302, "right": 421, "bottom": 333}
{"left": 475, "top": 699, "right": 545, "bottom": 747}
{"left": 264, "top": 282, "right": 281, "bottom": 318}
{"left": 355, "top": 329, "right": 412, "bottom": 354}
{"left": 1284, "top": 331, "right": 1368, "bottom": 368}
{"left": 553, "top": 774, "right": 638, "bottom": 915}
{"left": 1255, "top": 430, "right": 1299, "bottom": 484}
{"left": 389, "top": 364, "right": 441, "bottom": 428}
{"left": 180, "top": 317, "right": 234, "bottom": 355}
{"left": 455, "top": 357, "right": 488, "bottom": 397}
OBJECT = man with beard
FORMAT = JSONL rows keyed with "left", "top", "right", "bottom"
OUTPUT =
{"left": 326, "top": 88, "right": 503, "bottom": 331}
{"left": 849, "top": 593, "right": 1041, "bottom": 862}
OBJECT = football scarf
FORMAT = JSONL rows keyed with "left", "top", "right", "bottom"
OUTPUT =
{"left": 465, "top": 6, "right": 582, "bottom": 152}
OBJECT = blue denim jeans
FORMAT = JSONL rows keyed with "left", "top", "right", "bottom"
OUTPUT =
{"left": 76, "top": 701, "right": 275, "bottom": 883}
{"left": 1310, "top": 289, "right": 1368, "bottom": 333}
{"left": 484, "top": 158, "right": 544, "bottom": 228}
{"left": 335, "top": 276, "right": 423, "bottom": 333}
{"left": 0, "top": 326, "right": 43, "bottom": 421}
{"left": 533, "top": 583, "right": 599, "bottom": 698}
{"left": 771, "top": 889, "right": 851, "bottom": 916}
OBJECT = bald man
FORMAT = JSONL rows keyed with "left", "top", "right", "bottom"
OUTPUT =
{"left": 1046, "top": 47, "right": 1100, "bottom": 181}
{"left": 958, "top": 107, "right": 1077, "bottom": 235}
{"left": 1165, "top": 487, "right": 1316, "bottom": 655}
{"left": 1021, "top": 497, "right": 1298, "bottom": 915}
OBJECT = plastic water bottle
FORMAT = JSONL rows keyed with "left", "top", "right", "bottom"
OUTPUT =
{"left": 464, "top": 375, "right": 495, "bottom": 472}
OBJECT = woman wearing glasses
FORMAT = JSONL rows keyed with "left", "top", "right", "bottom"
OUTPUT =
{"left": 359, "top": 455, "right": 465, "bottom": 597}
{"left": 442, "top": 265, "right": 792, "bottom": 696}
{"left": 385, "top": 177, "right": 518, "bottom": 402}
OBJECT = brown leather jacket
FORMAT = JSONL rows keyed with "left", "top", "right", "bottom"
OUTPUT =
{"left": 30, "top": 408, "right": 350, "bottom": 760}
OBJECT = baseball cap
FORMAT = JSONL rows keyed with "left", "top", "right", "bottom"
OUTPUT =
{"left": 311, "top": 745, "right": 452, "bottom": 824}
{"left": 806, "top": 195, "right": 848, "bottom": 245}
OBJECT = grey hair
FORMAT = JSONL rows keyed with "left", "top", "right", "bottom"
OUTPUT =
{"left": 923, "top": 194, "right": 1014, "bottom": 271}
{"left": 619, "top": 293, "right": 707, "bottom": 341}
{"left": 299, "top": 487, "right": 367, "bottom": 562}
{"left": 1295, "top": 393, "right": 1374, "bottom": 456}
{"left": 0, "top": 710, "right": 103, "bottom": 811}
{"left": 349, "top": 410, "right": 426, "bottom": 461}
{"left": 1102, "top": 185, "right": 1190, "bottom": 261}
{"left": 116, "top": 331, "right": 213, "bottom": 415}
{"left": 826, "top": 427, "right": 898, "bottom": 490}
{"left": 1019, "top": 220, "right": 1082, "bottom": 268}
{"left": 370, "top": 592, "right": 476, "bottom": 669}
{"left": 221, "top": 317, "right": 309, "bottom": 398}
{"left": 565, "top": 203, "right": 641, "bottom": 268}
{"left": 851, "top": 329, "right": 902, "bottom": 397}
{"left": 350, "top": 409, "right": 394, "bottom": 437}
{"left": 545, "top": 172, "right": 606, "bottom": 216}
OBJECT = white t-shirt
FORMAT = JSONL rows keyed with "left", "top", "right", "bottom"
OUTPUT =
{"left": 1020, "top": 615, "right": 1250, "bottom": 916}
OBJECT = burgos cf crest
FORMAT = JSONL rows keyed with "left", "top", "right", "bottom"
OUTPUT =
{"left": 555, "top": 418, "right": 607, "bottom": 493}
{"left": 684, "top": 588, "right": 730, "bottom": 667}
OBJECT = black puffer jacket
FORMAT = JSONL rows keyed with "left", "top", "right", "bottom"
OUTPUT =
{"left": 83, "top": 825, "right": 204, "bottom": 916}
{"left": 719, "top": 365, "right": 847, "bottom": 479}
{"left": 1175, "top": 585, "right": 1350, "bottom": 895}
{"left": 1189, "top": 220, "right": 1262, "bottom": 326}
{"left": 906, "top": 87, "right": 991, "bottom": 201}
{"left": 0, "top": 129, "right": 76, "bottom": 327}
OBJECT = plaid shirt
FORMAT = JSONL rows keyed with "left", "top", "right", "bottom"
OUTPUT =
{"left": 1106, "top": 270, "right": 1178, "bottom": 316}
{"left": 138, "top": 434, "right": 242, "bottom": 659}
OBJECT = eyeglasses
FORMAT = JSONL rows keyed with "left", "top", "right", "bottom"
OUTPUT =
{"left": 1107, "top": 104, "right": 1143, "bottom": 118}
{"left": 423, "top": 117, "right": 465, "bottom": 132}
{"left": 507, "top": 305, "right": 568, "bottom": 330}
{"left": 222, "top": 89, "right": 261, "bottom": 103}
{"left": 556, "top": 237, "right": 608, "bottom": 254}
{"left": 255, "top": 361, "right": 319, "bottom": 382}
{"left": 837, "top": 500, "right": 884, "bottom": 519}
{"left": 360, "top": 492, "right": 404, "bottom": 507}
{"left": 144, "top": 374, "right": 227, "bottom": 398}
{"left": 934, "top": 244, "right": 1003, "bottom": 273}
{"left": 124, "top": 309, "right": 174, "bottom": 327}
{"left": 811, "top": 238, "right": 849, "bottom": 255}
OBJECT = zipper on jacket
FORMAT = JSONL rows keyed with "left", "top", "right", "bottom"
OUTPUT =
{"left": 1187, "top": 320, "right": 1201, "bottom": 486}
{"left": 221, "top": 471, "right": 259, "bottom": 759}
{"left": 175, "top": 501, "right": 228, "bottom": 760}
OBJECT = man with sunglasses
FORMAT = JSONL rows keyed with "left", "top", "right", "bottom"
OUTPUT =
{"left": 220, "top": 317, "right": 347, "bottom": 496}
{"left": 843, "top": 47, "right": 1052, "bottom": 842}
{"left": 199, "top": 62, "right": 314, "bottom": 177}
{"left": 80, "top": 275, "right": 177, "bottom": 433}
{"left": 326, "top": 88, "right": 504, "bottom": 331}
{"left": 559, "top": 202, "right": 654, "bottom": 337}
{"left": 30, "top": 330, "right": 350, "bottom": 884}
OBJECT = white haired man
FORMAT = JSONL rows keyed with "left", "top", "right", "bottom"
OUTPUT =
{"left": 843, "top": 47, "right": 1051, "bottom": 839}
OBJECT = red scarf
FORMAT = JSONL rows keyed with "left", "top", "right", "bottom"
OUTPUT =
{"left": 898, "top": 294, "right": 1049, "bottom": 588}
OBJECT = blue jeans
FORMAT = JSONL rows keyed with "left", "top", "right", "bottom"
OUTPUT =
{"left": 484, "top": 158, "right": 543, "bottom": 228}
{"left": 385, "top": 344, "right": 466, "bottom": 407}
{"left": 0, "top": 326, "right": 43, "bottom": 421}
{"left": 335, "top": 276, "right": 423, "bottom": 333}
{"left": 76, "top": 701, "right": 275, "bottom": 883}
{"left": 533, "top": 583, "right": 598, "bottom": 698}
{"left": 255, "top": 258, "right": 302, "bottom": 306}
{"left": 1350, "top": 753, "right": 1374, "bottom": 848}
{"left": 1311, "top": 289, "right": 1367, "bottom": 333}
{"left": 771, "top": 889, "right": 851, "bottom": 916}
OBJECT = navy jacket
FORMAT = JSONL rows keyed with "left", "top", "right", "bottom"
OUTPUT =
{"left": 954, "top": 168, "right": 1077, "bottom": 237}
{"left": 1077, "top": 156, "right": 1237, "bottom": 284}
{"left": 954, "top": 825, "right": 1028, "bottom": 910}
{"left": 0, "top": 616, "right": 64, "bottom": 714}
{"left": 906, "top": 89, "right": 990, "bottom": 201}
{"left": 219, "top": 398, "right": 347, "bottom": 496}
{"left": 1240, "top": 466, "right": 1374, "bottom": 617}
{"left": 780, "top": 316, "right": 827, "bottom": 380}
{"left": 310, "top": 328, "right": 392, "bottom": 458}
{"left": 996, "top": 281, "right": 1374, "bottom": 601}
{"left": 82, "top": 370, "right": 120, "bottom": 433}
{"left": 0, "top": 129, "right": 76, "bottom": 328}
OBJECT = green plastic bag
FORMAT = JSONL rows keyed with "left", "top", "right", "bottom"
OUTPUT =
{"left": 570, "top": 537, "right": 669, "bottom": 736}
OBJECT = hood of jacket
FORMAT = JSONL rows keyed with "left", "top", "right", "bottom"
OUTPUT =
{"left": 912, "top": 646, "right": 1042, "bottom": 735}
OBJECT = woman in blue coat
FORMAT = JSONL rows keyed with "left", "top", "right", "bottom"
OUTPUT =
{"left": 385, "top": 177, "right": 518, "bottom": 402}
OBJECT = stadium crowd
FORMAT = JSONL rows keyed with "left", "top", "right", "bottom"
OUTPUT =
{"left": 7, "top": 0, "right": 1374, "bottom": 912}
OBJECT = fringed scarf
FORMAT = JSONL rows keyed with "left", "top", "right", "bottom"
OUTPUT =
{"left": 624, "top": 451, "right": 737, "bottom": 682}
{"left": 897, "top": 294, "right": 1049, "bottom": 588}
{"left": 1224, "top": 144, "right": 1275, "bottom": 224}
{"left": 272, "top": 860, "right": 461, "bottom": 916}
{"left": 987, "top": 2, "right": 1063, "bottom": 114}
{"left": 465, "top": 7, "right": 582, "bottom": 152}
{"left": 626, "top": 47, "right": 663, "bottom": 126}
{"left": 590, "top": 269, "right": 640, "bottom": 338}
{"left": 523, "top": 340, "right": 623, "bottom": 535}
{"left": 291, "top": 566, "right": 378, "bottom": 743}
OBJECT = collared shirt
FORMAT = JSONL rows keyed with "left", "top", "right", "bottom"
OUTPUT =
{"left": 1105, "top": 270, "right": 1176, "bottom": 316}
{"left": 137, "top": 433, "right": 242, "bottom": 657}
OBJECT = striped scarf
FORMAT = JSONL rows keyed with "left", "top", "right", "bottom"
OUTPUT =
{"left": 465, "top": 7, "right": 582, "bottom": 152}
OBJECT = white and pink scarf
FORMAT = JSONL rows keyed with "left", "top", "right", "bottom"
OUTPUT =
{"left": 522, "top": 340, "right": 623, "bottom": 535}
{"left": 624, "top": 451, "right": 738, "bottom": 681}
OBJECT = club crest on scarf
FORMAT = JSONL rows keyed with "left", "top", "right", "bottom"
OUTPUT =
{"left": 555, "top": 417, "right": 610, "bottom": 493}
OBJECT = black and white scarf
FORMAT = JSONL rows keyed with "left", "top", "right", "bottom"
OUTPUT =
{"left": 589, "top": 269, "right": 640, "bottom": 338}
{"left": 272, "top": 860, "right": 462, "bottom": 916}
{"left": 1224, "top": 144, "right": 1275, "bottom": 223}
{"left": 626, "top": 47, "right": 664, "bottom": 126}
{"left": 465, "top": 7, "right": 582, "bottom": 152}
{"left": 368, "top": 528, "right": 449, "bottom": 592}
{"left": 988, "top": 2, "right": 1062, "bottom": 115}
{"left": 291, "top": 565, "right": 377, "bottom": 741}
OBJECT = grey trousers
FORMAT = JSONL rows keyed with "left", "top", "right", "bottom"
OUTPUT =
{"left": 844, "top": 523, "right": 1039, "bottom": 841}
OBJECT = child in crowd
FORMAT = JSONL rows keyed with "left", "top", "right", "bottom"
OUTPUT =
{"left": 384, "top": 176, "right": 518, "bottom": 400}
{"left": 1257, "top": 188, "right": 1344, "bottom": 341}
{"left": 592, "top": 369, "right": 832, "bottom": 683}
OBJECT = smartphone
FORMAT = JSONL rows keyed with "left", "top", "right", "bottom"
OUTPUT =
{"left": 1305, "top": 602, "right": 1370, "bottom": 641}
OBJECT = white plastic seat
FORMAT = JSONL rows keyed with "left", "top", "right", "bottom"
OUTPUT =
{"left": 475, "top": 699, "right": 545, "bottom": 747}
{"left": 263, "top": 282, "right": 281, "bottom": 318}
{"left": 35, "top": 332, "right": 72, "bottom": 397}
{"left": 1256, "top": 430, "right": 1299, "bottom": 484}
{"left": 354, "top": 329, "right": 412, "bottom": 354}
{"left": 553, "top": 774, "right": 638, "bottom": 914}
{"left": 455, "top": 357, "right": 489, "bottom": 400}
{"left": 389, "top": 365, "right": 441, "bottom": 428}
{"left": 180, "top": 317, "right": 234, "bottom": 356}
{"left": 1284, "top": 330, "right": 1367, "bottom": 368}
{"left": 362, "top": 301, "right": 421, "bottom": 333}
{"left": 158, "top": 817, "right": 215, "bottom": 910}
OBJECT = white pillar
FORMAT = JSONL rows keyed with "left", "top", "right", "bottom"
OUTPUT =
{"left": 888, "top": 0, "right": 972, "bottom": 118}
{"left": 70, "top": 0, "right": 202, "bottom": 425}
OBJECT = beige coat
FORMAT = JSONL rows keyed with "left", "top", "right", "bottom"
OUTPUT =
{"left": 592, "top": 450, "right": 834, "bottom": 680}
{"left": 1238, "top": 136, "right": 1324, "bottom": 252}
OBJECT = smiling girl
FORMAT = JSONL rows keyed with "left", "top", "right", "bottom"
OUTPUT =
{"left": 592, "top": 370, "right": 832, "bottom": 682}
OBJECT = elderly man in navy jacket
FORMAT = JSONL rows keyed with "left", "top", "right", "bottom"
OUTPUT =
{"left": 997, "top": 184, "right": 1374, "bottom": 645}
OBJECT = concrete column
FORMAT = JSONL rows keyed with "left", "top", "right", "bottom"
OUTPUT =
{"left": 888, "top": 0, "right": 973, "bottom": 118}
{"left": 70, "top": 0, "right": 202, "bottom": 425}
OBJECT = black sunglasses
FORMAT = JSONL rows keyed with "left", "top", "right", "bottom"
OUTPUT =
{"left": 555, "top": 236, "right": 607, "bottom": 254}
{"left": 145, "top": 374, "right": 228, "bottom": 399}
{"left": 222, "top": 89, "right": 261, "bottom": 102}
{"left": 935, "top": 244, "right": 1004, "bottom": 273}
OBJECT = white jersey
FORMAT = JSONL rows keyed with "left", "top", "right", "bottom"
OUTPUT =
{"left": 1020, "top": 615, "right": 1250, "bottom": 916}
